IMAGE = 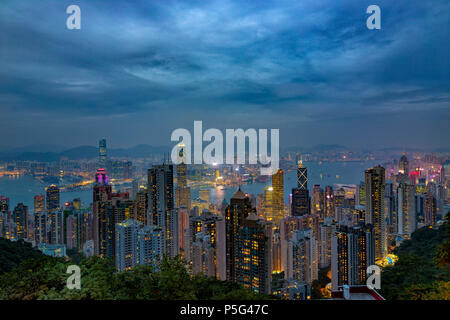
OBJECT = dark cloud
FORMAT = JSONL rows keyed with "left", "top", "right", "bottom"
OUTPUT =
{"left": 0, "top": 0, "right": 448, "bottom": 149}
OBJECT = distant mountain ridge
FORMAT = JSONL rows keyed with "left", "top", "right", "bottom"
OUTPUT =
{"left": 0, "top": 144, "right": 171, "bottom": 162}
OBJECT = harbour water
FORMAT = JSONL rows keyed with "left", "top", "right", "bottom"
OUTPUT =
{"left": 0, "top": 160, "right": 380, "bottom": 210}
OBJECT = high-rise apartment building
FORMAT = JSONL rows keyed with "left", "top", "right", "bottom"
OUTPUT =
{"left": 365, "top": 166, "right": 386, "bottom": 260}
{"left": 331, "top": 224, "right": 375, "bottom": 291}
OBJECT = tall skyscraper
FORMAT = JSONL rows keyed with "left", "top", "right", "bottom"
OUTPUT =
{"left": 93, "top": 168, "right": 113, "bottom": 257}
{"left": 235, "top": 212, "right": 273, "bottom": 295}
{"left": 397, "top": 182, "right": 417, "bottom": 237}
{"left": 225, "top": 188, "right": 255, "bottom": 282}
{"left": 320, "top": 217, "right": 335, "bottom": 268}
{"left": 12, "top": 203, "right": 28, "bottom": 240}
{"left": 365, "top": 166, "right": 386, "bottom": 260}
{"left": 147, "top": 163, "right": 179, "bottom": 257}
{"left": 138, "top": 224, "right": 163, "bottom": 271}
{"left": 331, "top": 224, "right": 375, "bottom": 291}
{"left": 271, "top": 169, "right": 284, "bottom": 225}
{"left": 291, "top": 188, "right": 310, "bottom": 216}
{"left": 286, "top": 228, "right": 318, "bottom": 285}
{"left": 115, "top": 219, "right": 141, "bottom": 272}
{"left": 99, "top": 138, "right": 107, "bottom": 168}
{"left": 292, "top": 159, "right": 310, "bottom": 217}
{"left": 324, "top": 186, "right": 335, "bottom": 219}
{"left": 312, "top": 185, "right": 325, "bottom": 220}
{"left": 46, "top": 185, "right": 60, "bottom": 212}
{"left": 34, "top": 195, "right": 45, "bottom": 214}
{"left": 297, "top": 159, "right": 307, "bottom": 190}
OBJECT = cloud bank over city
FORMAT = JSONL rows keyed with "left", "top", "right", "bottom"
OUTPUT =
{"left": 0, "top": 0, "right": 449, "bottom": 149}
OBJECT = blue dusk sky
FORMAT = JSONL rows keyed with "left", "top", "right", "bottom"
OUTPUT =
{"left": 0, "top": 0, "right": 449, "bottom": 150}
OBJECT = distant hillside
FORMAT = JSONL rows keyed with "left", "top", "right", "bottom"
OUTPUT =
{"left": 0, "top": 238, "right": 43, "bottom": 274}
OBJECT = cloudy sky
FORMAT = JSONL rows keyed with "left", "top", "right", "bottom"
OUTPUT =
{"left": 0, "top": 0, "right": 449, "bottom": 150}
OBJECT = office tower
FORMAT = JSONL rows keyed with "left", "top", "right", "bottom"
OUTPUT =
{"left": 147, "top": 163, "right": 179, "bottom": 257}
{"left": 93, "top": 168, "right": 113, "bottom": 257}
{"left": 34, "top": 195, "right": 45, "bottom": 214}
{"left": 397, "top": 182, "right": 417, "bottom": 237}
{"left": 115, "top": 219, "right": 141, "bottom": 272}
{"left": 271, "top": 169, "right": 284, "bottom": 225}
{"left": 46, "top": 185, "right": 60, "bottom": 212}
{"left": 324, "top": 186, "right": 335, "bottom": 219}
{"left": 12, "top": 203, "right": 28, "bottom": 240}
{"left": 331, "top": 224, "right": 375, "bottom": 291}
{"left": 291, "top": 188, "right": 310, "bottom": 217}
{"left": 225, "top": 188, "right": 255, "bottom": 282}
{"left": 134, "top": 190, "right": 147, "bottom": 225}
{"left": 286, "top": 229, "right": 318, "bottom": 285}
{"left": 399, "top": 152, "right": 409, "bottom": 175}
{"left": 320, "top": 217, "right": 335, "bottom": 268}
{"left": 297, "top": 159, "right": 307, "bottom": 189}
{"left": 99, "top": 138, "right": 107, "bottom": 168}
{"left": 312, "top": 185, "right": 325, "bottom": 220}
{"left": 235, "top": 213, "right": 273, "bottom": 295}
{"left": 424, "top": 192, "right": 437, "bottom": 226}
{"left": 138, "top": 225, "right": 163, "bottom": 271}
{"left": 365, "top": 166, "right": 386, "bottom": 260}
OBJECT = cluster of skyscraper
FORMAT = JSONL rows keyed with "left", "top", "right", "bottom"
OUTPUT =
{"left": 0, "top": 146, "right": 448, "bottom": 299}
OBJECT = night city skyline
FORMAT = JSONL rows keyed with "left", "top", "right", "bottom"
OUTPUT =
{"left": 0, "top": 0, "right": 449, "bottom": 309}
{"left": 0, "top": 0, "right": 449, "bottom": 149}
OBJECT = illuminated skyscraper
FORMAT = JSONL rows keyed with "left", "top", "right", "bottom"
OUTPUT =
{"left": 397, "top": 182, "right": 416, "bottom": 237}
{"left": 235, "top": 212, "right": 273, "bottom": 295}
{"left": 297, "top": 159, "right": 307, "bottom": 190}
{"left": 292, "top": 159, "right": 310, "bottom": 216}
{"left": 286, "top": 228, "right": 318, "bottom": 285}
{"left": 138, "top": 224, "right": 163, "bottom": 271}
{"left": 324, "top": 186, "right": 335, "bottom": 219}
{"left": 312, "top": 185, "right": 325, "bottom": 221}
{"left": 93, "top": 168, "right": 113, "bottom": 257}
{"left": 331, "top": 224, "right": 375, "bottom": 291}
{"left": 291, "top": 188, "right": 310, "bottom": 216}
{"left": 272, "top": 169, "right": 284, "bottom": 225}
{"left": 46, "top": 185, "right": 60, "bottom": 212}
{"left": 225, "top": 188, "right": 255, "bottom": 282}
{"left": 147, "top": 163, "right": 179, "bottom": 257}
{"left": 320, "top": 217, "right": 335, "bottom": 268}
{"left": 115, "top": 219, "right": 141, "bottom": 272}
{"left": 99, "top": 138, "right": 107, "bottom": 168}
{"left": 365, "top": 166, "right": 386, "bottom": 260}
{"left": 12, "top": 203, "right": 28, "bottom": 240}
{"left": 34, "top": 195, "right": 45, "bottom": 214}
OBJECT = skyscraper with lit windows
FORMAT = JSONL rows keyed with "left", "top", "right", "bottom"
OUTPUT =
{"left": 365, "top": 166, "right": 386, "bottom": 260}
